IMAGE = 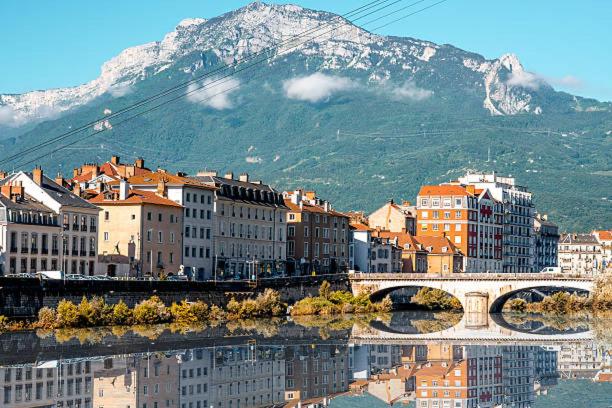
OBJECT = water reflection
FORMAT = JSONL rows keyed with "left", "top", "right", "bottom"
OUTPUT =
{"left": 0, "top": 313, "right": 609, "bottom": 408}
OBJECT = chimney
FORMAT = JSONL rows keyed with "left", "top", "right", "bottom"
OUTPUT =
{"left": 73, "top": 183, "right": 81, "bottom": 197}
{"left": 157, "top": 178, "right": 167, "bottom": 197}
{"left": 73, "top": 168, "right": 79, "bottom": 178}
{"left": 119, "top": 179, "right": 129, "bottom": 200}
{"left": 91, "top": 166, "right": 99, "bottom": 178}
{"left": 323, "top": 201, "right": 330, "bottom": 212}
{"left": 0, "top": 183, "right": 12, "bottom": 199}
{"left": 0, "top": 170, "right": 6, "bottom": 180}
{"left": 134, "top": 158, "right": 145, "bottom": 168}
{"left": 291, "top": 189, "right": 302, "bottom": 205}
{"left": 55, "top": 173, "right": 64, "bottom": 187}
{"left": 111, "top": 155, "right": 120, "bottom": 165}
{"left": 224, "top": 171, "right": 234, "bottom": 180}
{"left": 465, "top": 185, "right": 475, "bottom": 195}
{"left": 239, "top": 173, "right": 249, "bottom": 182}
{"left": 33, "top": 166, "right": 43, "bottom": 186}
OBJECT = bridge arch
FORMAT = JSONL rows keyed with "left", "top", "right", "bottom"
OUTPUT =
{"left": 368, "top": 284, "right": 463, "bottom": 311}
{"left": 488, "top": 285, "right": 592, "bottom": 313}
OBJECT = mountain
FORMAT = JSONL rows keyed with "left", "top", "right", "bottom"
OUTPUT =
{"left": 0, "top": 2, "right": 610, "bottom": 231}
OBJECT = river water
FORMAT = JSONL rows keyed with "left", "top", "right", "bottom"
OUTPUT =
{"left": 0, "top": 311, "right": 610, "bottom": 408}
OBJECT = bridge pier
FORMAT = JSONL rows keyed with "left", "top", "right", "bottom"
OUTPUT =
{"left": 464, "top": 292, "right": 489, "bottom": 328}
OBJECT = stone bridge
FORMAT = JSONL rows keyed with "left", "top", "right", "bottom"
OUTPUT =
{"left": 349, "top": 273, "right": 594, "bottom": 314}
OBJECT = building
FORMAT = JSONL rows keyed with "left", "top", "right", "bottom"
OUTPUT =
{"left": 558, "top": 233, "right": 604, "bottom": 275}
{"left": 368, "top": 199, "right": 417, "bottom": 235}
{"left": 592, "top": 230, "right": 612, "bottom": 272}
{"left": 370, "top": 235, "right": 403, "bottom": 273}
{"left": 0, "top": 360, "right": 94, "bottom": 408}
{"left": 533, "top": 214, "right": 560, "bottom": 272}
{"left": 456, "top": 173, "right": 535, "bottom": 273}
{"left": 70, "top": 155, "right": 150, "bottom": 194}
{"left": 89, "top": 180, "right": 183, "bottom": 277}
{"left": 502, "top": 346, "right": 536, "bottom": 408}
{"left": 285, "top": 344, "right": 348, "bottom": 403}
{"left": 2, "top": 168, "right": 100, "bottom": 275}
{"left": 283, "top": 190, "right": 349, "bottom": 275}
{"left": 0, "top": 180, "right": 61, "bottom": 275}
{"left": 375, "top": 231, "right": 428, "bottom": 273}
{"left": 193, "top": 171, "right": 287, "bottom": 279}
{"left": 414, "top": 235, "right": 464, "bottom": 275}
{"left": 178, "top": 348, "right": 213, "bottom": 408}
{"left": 129, "top": 170, "right": 216, "bottom": 280}
{"left": 416, "top": 184, "right": 502, "bottom": 273}
{"left": 349, "top": 222, "right": 373, "bottom": 272}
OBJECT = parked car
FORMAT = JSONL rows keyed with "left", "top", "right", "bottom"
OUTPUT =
{"left": 65, "top": 274, "right": 88, "bottom": 280}
{"left": 36, "top": 271, "right": 65, "bottom": 280}
{"left": 540, "top": 267, "right": 562, "bottom": 274}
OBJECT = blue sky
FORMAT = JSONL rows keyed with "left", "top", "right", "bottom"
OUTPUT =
{"left": 1, "top": 0, "right": 610, "bottom": 101}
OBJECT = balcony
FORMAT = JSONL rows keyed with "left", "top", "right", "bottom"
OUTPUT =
{"left": 41, "top": 248, "right": 49, "bottom": 255}
{"left": 80, "top": 251, "right": 86, "bottom": 257}
{"left": 72, "top": 224, "right": 79, "bottom": 231}
{"left": 72, "top": 250, "right": 78, "bottom": 256}
{"left": 80, "top": 225, "right": 88, "bottom": 232}
{"left": 21, "top": 248, "right": 28, "bottom": 254}
{"left": 31, "top": 248, "right": 38, "bottom": 254}
{"left": 90, "top": 226, "right": 97, "bottom": 233}
{"left": 52, "top": 249, "right": 59, "bottom": 256}
{"left": 10, "top": 247, "right": 17, "bottom": 253}
{"left": 63, "top": 223, "right": 69, "bottom": 231}
{"left": 89, "top": 251, "right": 96, "bottom": 257}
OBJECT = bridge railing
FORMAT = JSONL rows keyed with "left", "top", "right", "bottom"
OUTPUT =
{"left": 349, "top": 272, "right": 593, "bottom": 281}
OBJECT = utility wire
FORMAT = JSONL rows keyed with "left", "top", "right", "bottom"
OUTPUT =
{"left": 0, "top": 0, "right": 399, "bottom": 166}
{"left": 11, "top": 0, "right": 451, "bottom": 168}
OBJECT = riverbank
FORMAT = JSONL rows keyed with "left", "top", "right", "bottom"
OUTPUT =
{"left": 506, "top": 273, "right": 612, "bottom": 315}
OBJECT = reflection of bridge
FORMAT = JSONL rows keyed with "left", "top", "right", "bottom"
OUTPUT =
{"left": 350, "top": 313, "right": 595, "bottom": 345}
{"left": 349, "top": 273, "right": 594, "bottom": 313}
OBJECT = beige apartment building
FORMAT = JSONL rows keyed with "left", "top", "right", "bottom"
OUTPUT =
{"left": 193, "top": 171, "right": 288, "bottom": 279}
{"left": 368, "top": 199, "right": 417, "bottom": 235}
{"left": 90, "top": 180, "right": 183, "bottom": 277}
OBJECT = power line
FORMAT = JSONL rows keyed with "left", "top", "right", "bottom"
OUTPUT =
{"left": 9, "top": 0, "right": 451, "bottom": 168}
{"left": 0, "top": 0, "right": 401, "bottom": 167}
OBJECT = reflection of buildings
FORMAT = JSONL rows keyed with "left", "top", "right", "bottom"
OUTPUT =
{"left": 285, "top": 344, "right": 348, "bottom": 403}
{"left": 369, "top": 344, "right": 402, "bottom": 372}
{"left": 593, "top": 350, "right": 612, "bottom": 383}
{"left": 557, "top": 342, "right": 603, "bottom": 379}
{"left": 209, "top": 345, "right": 285, "bottom": 407}
{"left": 92, "top": 353, "right": 180, "bottom": 408}
{"left": 179, "top": 348, "right": 212, "bottom": 408}
{"left": 534, "top": 346, "right": 559, "bottom": 394}
{"left": 0, "top": 361, "right": 93, "bottom": 408}
{"left": 502, "top": 346, "right": 535, "bottom": 408}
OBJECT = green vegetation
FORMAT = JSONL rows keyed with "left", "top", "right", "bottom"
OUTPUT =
{"left": 507, "top": 274, "right": 612, "bottom": 315}
{"left": 411, "top": 287, "right": 463, "bottom": 311}
{"left": 226, "top": 289, "right": 285, "bottom": 319}
{"left": 291, "top": 281, "right": 392, "bottom": 316}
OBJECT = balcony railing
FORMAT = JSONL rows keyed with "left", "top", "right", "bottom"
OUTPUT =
{"left": 89, "top": 251, "right": 96, "bottom": 257}
{"left": 72, "top": 250, "right": 78, "bottom": 256}
{"left": 79, "top": 250, "right": 86, "bottom": 257}
{"left": 80, "top": 225, "right": 88, "bottom": 232}
{"left": 21, "top": 248, "right": 28, "bottom": 254}
{"left": 52, "top": 249, "right": 59, "bottom": 256}
{"left": 41, "top": 248, "right": 49, "bottom": 255}
{"left": 10, "top": 247, "right": 17, "bottom": 253}
{"left": 90, "top": 226, "right": 97, "bottom": 233}
{"left": 31, "top": 248, "right": 38, "bottom": 254}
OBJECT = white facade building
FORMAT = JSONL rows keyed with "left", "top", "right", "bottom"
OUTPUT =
{"left": 3, "top": 168, "right": 100, "bottom": 275}
{"left": 558, "top": 233, "right": 604, "bottom": 275}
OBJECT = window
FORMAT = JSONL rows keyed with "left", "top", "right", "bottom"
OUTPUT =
{"left": 432, "top": 224, "right": 439, "bottom": 231}
{"left": 421, "top": 211, "right": 428, "bottom": 219}
{"left": 421, "top": 224, "right": 428, "bottom": 231}
{"left": 158, "top": 231, "right": 163, "bottom": 243}
{"left": 454, "top": 236, "right": 461, "bottom": 244}
{"left": 304, "top": 227, "right": 309, "bottom": 237}
{"left": 455, "top": 224, "right": 462, "bottom": 231}
{"left": 433, "top": 210, "right": 439, "bottom": 219}
{"left": 455, "top": 198, "right": 462, "bottom": 207}
{"left": 147, "top": 212, "right": 152, "bottom": 221}
{"left": 432, "top": 198, "right": 440, "bottom": 207}
{"left": 158, "top": 213, "right": 162, "bottom": 222}
{"left": 421, "top": 198, "right": 429, "bottom": 206}
{"left": 444, "top": 211, "right": 450, "bottom": 219}
{"left": 444, "top": 224, "right": 450, "bottom": 231}
{"left": 104, "top": 211, "right": 109, "bottom": 221}
{"left": 304, "top": 243, "right": 309, "bottom": 257}
{"left": 147, "top": 229, "right": 152, "bottom": 242}
{"left": 104, "top": 232, "right": 109, "bottom": 241}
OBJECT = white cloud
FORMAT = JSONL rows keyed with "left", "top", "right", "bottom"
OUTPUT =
{"left": 186, "top": 77, "right": 240, "bottom": 110}
{"left": 245, "top": 156, "right": 263, "bottom": 164}
{"left": 390, "top": 81, "right": 433, "bottom": 101}
{"left": 507, "top": 71, "right": 543, "bottom": 90}
{"left": 108, "top": 83, "right": 133, "bottom": 97}
{"left": 0, "top": 105, "right": 21, "bottom": 127}
{"left": 507, "top": 71, "right": 584, "bottom": 91}
{"left": 282, "top": 73, "right": 357, "bottom": 103}
{"left": 0, "top": 104, "right": 61, "bottom": 127}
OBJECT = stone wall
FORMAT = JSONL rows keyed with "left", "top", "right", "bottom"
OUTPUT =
{"left": 0, "top": 274, "right": 349, "bottom": 317}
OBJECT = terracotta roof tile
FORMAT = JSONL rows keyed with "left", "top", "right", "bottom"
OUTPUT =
{"left": 350, "top": 222, "right": 373, "bottom": 231}
{"left": 129, "top": 171, "right": 217, "bottom": 191}
{"left": 417, "top": 185, "right": 472, "bottom": 197}
{"left": 89, "top": 189, "right": 182, "bottom": 207}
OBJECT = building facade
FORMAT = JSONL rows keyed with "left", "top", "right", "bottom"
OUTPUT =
{"left": 416, "top": 185, "right": 502, "bottom": 272}
{"left": 368, "top": 199, "right": 417, "bottom": 235}
{"left": 284, "top": 190, "right": 349, "bottom": 275}
{"left": 533, "top": 214, "right": 559, "bottom": 272}
{"left": 129, "top": 170, "right": 216, "bottom": 280}
{"left": 0, "top": 181, "right": 62, "bottom": 275}
{"left": 194, "top": 171, "right": 287, "bottom": 279}
{"left": 90, "top": 181, "right": 183, "bottom": 278}
{"left": 592, "top": 230, "right": 612, "bottom": 272}
{"left": 558, "top": 233, "right": 604, "bottom": 275}
{"left": 456, "top": 173, "right": 535, "bottom": 273}
{"left": 3, "top": 168, "right": 100, "bottom": 275}
{"left": 370, "top": 236, "right": 403, "bottom": 273}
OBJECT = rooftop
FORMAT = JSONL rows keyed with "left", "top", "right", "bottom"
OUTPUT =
{"left": 89, "top": 189, "right": 183, "bottom": 208}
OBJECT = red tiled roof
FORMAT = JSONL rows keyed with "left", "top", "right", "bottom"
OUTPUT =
{"left": 284, "top": 199, "right": 349, "bottom": 218}
{"left": 417, "top": 185, "right": 472, "bottom": 197}
{"left": 414, "top": 235, "right": 460, "bottom": 255}
{"left": 89, "top": 189, "right": 182, "bottom": 207}
{"left": 350, "top": 222, "right": 373, "bottom": 232}
{"left": 374, "top": 231, "right": 422, "bottom": 251}
{"left": 128, "top": 171, "right": 217, "bottom": 191}
{"left": 594, "top": 230, "right": 612, "bottom": 240}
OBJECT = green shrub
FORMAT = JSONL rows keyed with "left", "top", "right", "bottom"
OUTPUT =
{"left": 411, "top": 288, "right": 462, "bottom": 311}
{"left": 170, "top": 301, "right": 209, "bottom": 325}
{"left": 56, "top": 300, "right": 80, "bottom": 328}
{"left": 77, "top": 296, "right": 112, "bottom": 327}
{"left": 507, "top": 298, "right": 527, "bottom": 312}
{"left": 133, "top": 296, "right": 170, "bottom": 324}
{"left": 319, "top": 281, "right": 332, "bottom": 300}
{"left": 0, "top": 315, "right": 8, "bottom": 331}
{"left": 36, "top": 307, "right": 57, "bottom": 329}
{"left": 255, "top": 289, "right": 285, "bottom": 316}
{"left": 112, "top": 300, "right": 133, "bottom": 326}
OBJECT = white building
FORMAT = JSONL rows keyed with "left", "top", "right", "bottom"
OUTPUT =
{"left": 558, "top": 233, "right": 604, "bottom": 275}
{"left": 370, "top": 236, "right": 402, "bottom": 273}
{"left": 349, "top": 222, "right": 372, "bottom": 272}
{"left": 2, "top": 168, "right": 100, "bottom": 275}
{"left": 194, "top": 171, "right": 288, "bottom": 280}
{"left": 129, "top": 171, "right": 216, "bottom": 280}
{"left": 457, "top": 173, "right": 535, "bottom": 273}
{"left": 0, "top": 180, "right": 62, "bottom": 275}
